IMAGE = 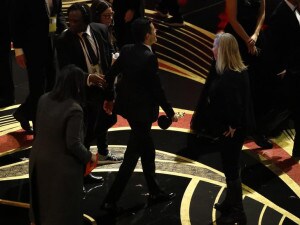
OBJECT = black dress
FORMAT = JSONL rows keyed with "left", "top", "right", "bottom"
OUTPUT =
{"left": 224, "top": 0, "right": 262, "bottom": 64}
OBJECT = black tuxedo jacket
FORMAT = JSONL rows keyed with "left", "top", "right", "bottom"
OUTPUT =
{"left": 56, "top": 23, "right": 112, "bottom": 103}
{"left": 105, "top": 43, "right": 174, "bottom": 123}
{"left": 262, "top": 1, "right": 300, "bottom": 76}
{"left": 13, "top": 0, "right": 67, "bottom": 49}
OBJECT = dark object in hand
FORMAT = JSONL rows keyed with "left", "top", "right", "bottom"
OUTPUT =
{"left": 157, "top": 115, "right": 172, "bottom": 130}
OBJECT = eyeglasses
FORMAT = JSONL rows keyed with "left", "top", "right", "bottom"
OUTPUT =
{"left": 102, "top": 12, "right": 114, "bottom": 19}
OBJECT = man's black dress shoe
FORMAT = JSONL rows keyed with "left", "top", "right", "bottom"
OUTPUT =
{"left": 13, "top": 111, "right": 34, "bottom": 134}
{"left": 84, "top": 173, "right": 104, "bottom": 183}
{"left": 254, "top": 135, "right": 273, "bottom": 149}
{"left": 148, "top": 192, "right": 176, "bottom": 203}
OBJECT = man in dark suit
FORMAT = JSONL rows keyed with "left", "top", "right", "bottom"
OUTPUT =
{"left": 102, "top": 18, "right": 178, "bottom": 212}
{"left": 261, "top": 0, "right": 300, "bottom": 156}
{"left": 12, "top": 0, "right": 67, "bottom": 133}
{"left": 113, "top": 0, "right": 145, "bottom": 48}
{"left": 56, "top": 3, "right": 122, "bottom": 170}
{"left": 0, "top": 0, "right": 14, "bottom": 108}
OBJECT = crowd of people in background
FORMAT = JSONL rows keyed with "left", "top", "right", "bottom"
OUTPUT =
{"left": 0, "top": 0, "right": 299, "bottom": 224}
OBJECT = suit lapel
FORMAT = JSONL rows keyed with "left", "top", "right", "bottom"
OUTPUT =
{"left": 90, "top": 25, "right": 109, "bottom": 72}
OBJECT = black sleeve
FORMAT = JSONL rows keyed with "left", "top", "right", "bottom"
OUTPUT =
{"left": 147, "top": 54, "right": 175, "bottom": 118}
{"left": 66, "top": 110, "right": 91, "bottom": 165}
{"left": 56, "top": 0, "right": 67, "bottom": 34}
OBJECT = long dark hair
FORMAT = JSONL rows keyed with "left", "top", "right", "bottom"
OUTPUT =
{"left": 49, "top": 65, "right": 86, "bottom": 104}
{"left": 90, "top": 0, "right": 112, "bottom": 23}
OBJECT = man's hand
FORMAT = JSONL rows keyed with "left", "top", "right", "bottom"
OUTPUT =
{"left": 16, "top": 54, "right": 27, "bottom": 69}
{"left": 103, "top": 100, "right": 114, "bottom": 115}
{"left": 124, "top": 9, "right": 135, "bottom": 23}
{"left": 88, "top": 74, "right": 106, "bottom": 88}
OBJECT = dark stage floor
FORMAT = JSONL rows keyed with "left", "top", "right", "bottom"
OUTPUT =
{"left": 1, "top": 1, "right": 300, "bottom": 225}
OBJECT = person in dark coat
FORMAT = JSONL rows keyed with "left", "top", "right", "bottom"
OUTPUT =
{"left": 12, "top": 0, "right": 67, "bottom": 133}
{"left": 191, "top": 32, "right": 255, "bottom": 224}
{"left": 29, "top": 65, "right": 103, "bottom": 225}
{"left": 56, "top": 3, "right": 122, "bottom": 166}
{"left": 0, "top": 0, "right": 14, "bottom": 108}
{"left": 112, "top": 0, "right": 145, "bottom": 48}
{"left": 261, "top": 0, "right": 300, "bottom": 157}
{"left": 101, "top": 18, "right": 179, "bottom": 212}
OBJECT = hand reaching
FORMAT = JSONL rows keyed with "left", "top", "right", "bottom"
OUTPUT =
{"left": 89, "top": 73, "right": 106, "bottom": 88}
{"left": 223, "top": 126, "right": 236, "bottom": 138}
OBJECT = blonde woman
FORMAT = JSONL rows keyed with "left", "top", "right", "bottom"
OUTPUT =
{"left": 191, "top": 33, "right": 254, "bottom": 224}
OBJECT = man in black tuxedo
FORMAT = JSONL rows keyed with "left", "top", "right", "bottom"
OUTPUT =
{"left": 12, "top": 0, "right": 67, "bottom": 133}
{"left": 56, "top": 3, "right": 122, "bottom": 170}
{"left": 0, "top": 0, "right": 14, "bottom": 108}
{"left": 113, "top": 0, "right": 145, "bottom": 48}
{"left": 261, "top": 0, "right": 300, "bottom": 156}
{"left": 102, "top": 18, "right": 178, "bottom": 212}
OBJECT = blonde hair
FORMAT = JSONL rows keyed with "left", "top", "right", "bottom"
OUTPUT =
{"left": 214, "top": 32, "right": 247, "bottom": 74}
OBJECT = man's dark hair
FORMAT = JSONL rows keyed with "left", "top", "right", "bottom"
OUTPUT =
{"left": 49, "top": 65, "right": 86, "bottom": 104}
{"left": 67, "top": 3, "right": 91, "bottom": 24}
{"left": 131, "top": 18, "right": 152, "bottom": 43}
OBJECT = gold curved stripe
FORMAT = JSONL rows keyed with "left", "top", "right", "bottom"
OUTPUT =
{"left": 158, "top": 35, "right": 212, "bottom": 67}
{"left": 0, "top": 124, "right": 22, "bottom": 135}
{"left": 271, "top": 130, "right": 295, "bottom": 156}
{"left": 156, "top": 43, "right": 207, "bottom": 76}
{"left": 212, "top": 186, "right": 225, "bottom": 224}
{"left": 157, "top": 30, "right": 213, "bottom": 61}
{"left": 0, "top": 160, "right": 28, "bottom": 169}
{"left": 0, "top": 104, "right": 19, "bottom": 112}
{"left": 145, "top": 9, "right": 215, "bottom": 42}
{"left": 180, "top": 178, "right": 200, "bottom": 225}
{"left": 158, "top": 59, "right": 206, "bottom": 83}
{"left": 279, "top": 215, "right": 285, "bottom": 225}
{"left": 258, "top": 205, "right": 267, "bottom": 225}
{"left": 157, "top": 52, "right": 206, "bottom": 78}
{"left": 83, "top": 214, "right": 97, "bottom": 225}
{"left": 0, "top": 199, "right": 29, "bottom": 208}
{"left": 243, "top": 185, "right": 300, "bottom": 223}
{"left": 0, "top": 115, "right": 14, "bottom": 120}
{"left": 175, "top": 28, "right": 214, "bottom": 49}
{"left": 244, "top": 150, "right": 300, "bottom": 198}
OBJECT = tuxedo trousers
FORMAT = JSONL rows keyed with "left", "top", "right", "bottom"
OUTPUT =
{"left": 105, "top": 119, "right": 161, "bottom": 203}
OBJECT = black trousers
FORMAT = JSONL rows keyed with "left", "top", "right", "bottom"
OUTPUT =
{"left": 84, "top": 100, "right": 117, "bottom": 155}
{"left": 104, "top": 119, "right": 161, "bottom": 203}
{"left": 218, "top": 130, "right": 245, "bottom": 181}
{"left": 15, "top": 37, "right": 56, "bottom": 122}
{"left": 0, "top": 41, "right": 14, "bottom": 102}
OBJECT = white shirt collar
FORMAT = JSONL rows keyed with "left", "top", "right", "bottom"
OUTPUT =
{"left": 79, "top": 25, "right": 92, "bottom": 37}
{"left": 143, "top": 44, "right": 152, "bottom": 52}
{"left": 285, "top": 0, "right": 300, "bottom": 25}
{"left": 285, "top": 0, "right": 297, "bottom": 11}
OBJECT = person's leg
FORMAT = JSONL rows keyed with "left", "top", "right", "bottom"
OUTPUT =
{"left": 103, "top": 120, "right": 143, "bottom": 204}
{"left": 95, "top": 110, "right": 120, "bottom": 161}
{"left": 216, "top": 131, "right": 247, "bottom": 224}
{"left": 0, "top": 40, "right": 14, "bottom": 107}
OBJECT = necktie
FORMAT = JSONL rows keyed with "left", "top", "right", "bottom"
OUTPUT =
{"left": 82, "top": 33, "right": 98, "bottom": 65}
